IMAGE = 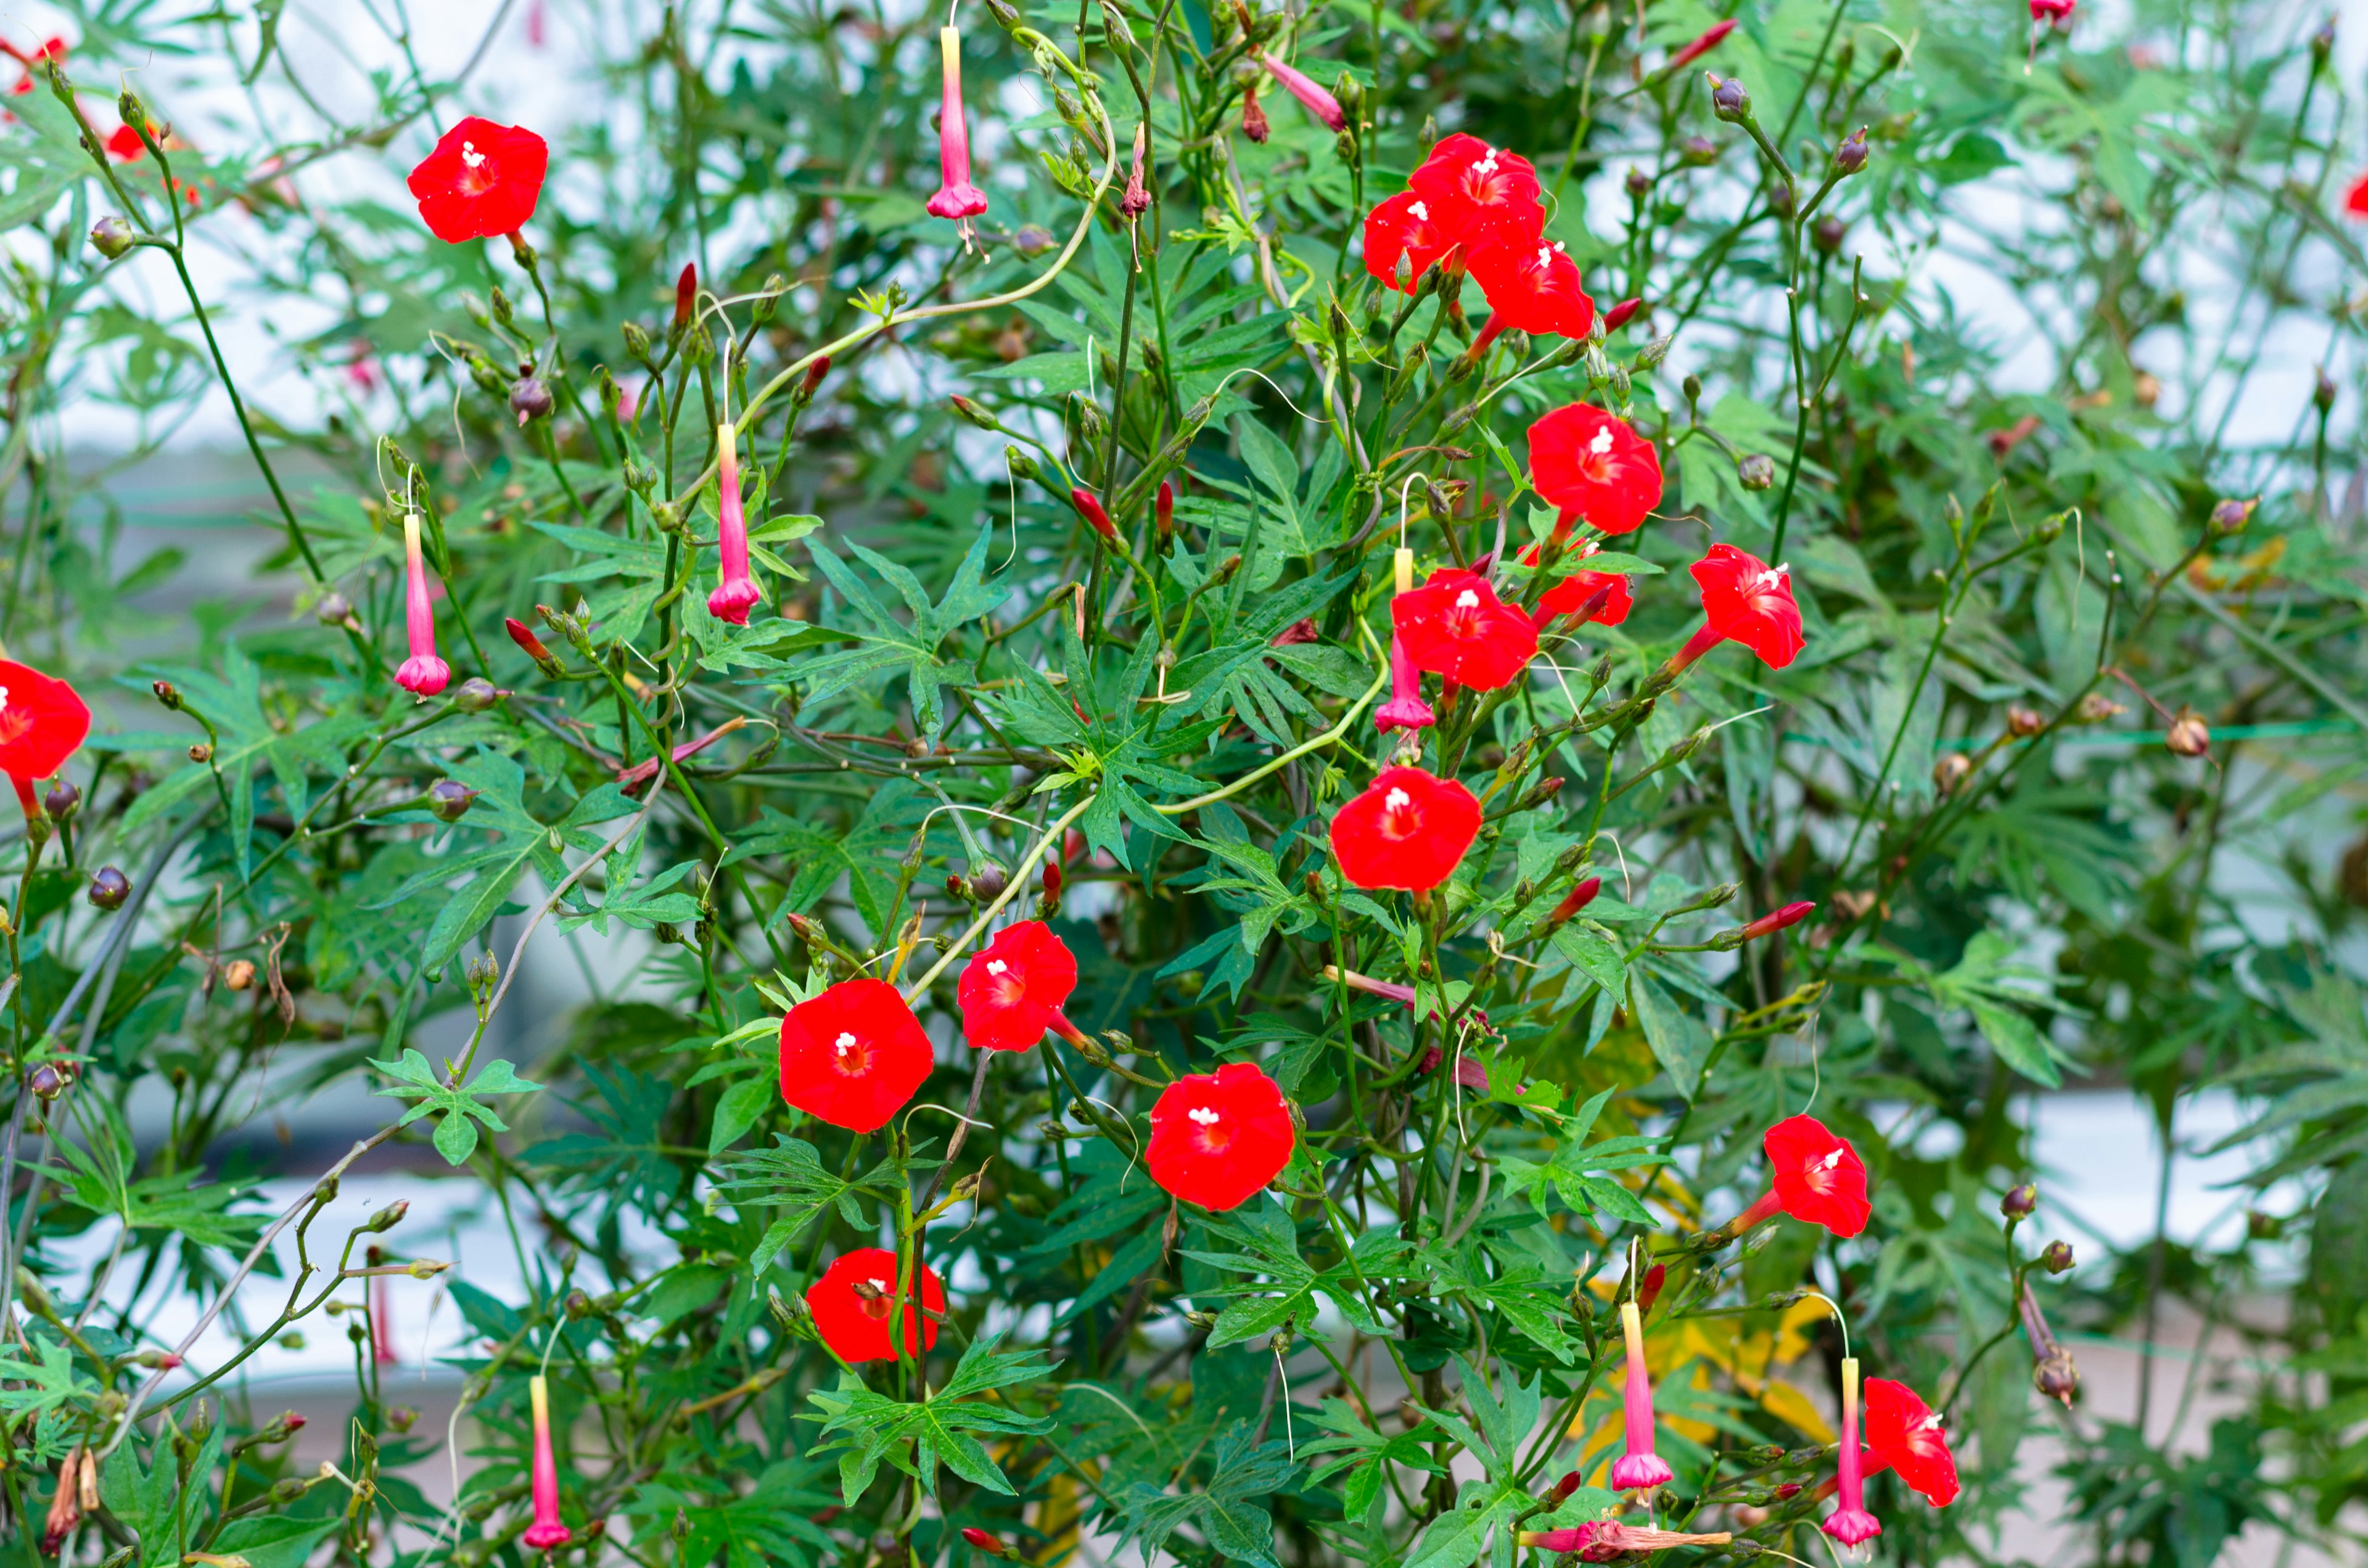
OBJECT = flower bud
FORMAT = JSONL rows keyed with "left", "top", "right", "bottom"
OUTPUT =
{"left": 960, "top": 1530, "right": 1017, "bottom": 1559}
{"left": 2210, "top": 497, "right": 2253, "bottom": 533}
{"left": 1624, "top": 166, "right": 1653, "bottom": 199}
{"left": 2034, "top": 1348, "right": 2080, "bottom": 1405}
{"left": 1812, "top": 215, "right": 1847, "bottom": 253}
{"left": 1039, "top": 859, "right": 1064, "bottom": 917}
{"left": 43, "top": 781, "right": 78, "bottom": 821}
{"left": 367, "top": 1200, "right": 409, "bottom": 1232}
{"left": 621, "top": 321, "right": 652, "bottom": 359}
{"left": 316, "top": 590, "right": 358, "bottom": 629}
{"left": 1717, "top": 900, "right": 1814, "bottom": 949}
{"left": 27, "top": 1061, "right": 73, "bottom": 1101}
{"left": 427, "top": 780, "right": 479, "bottom": 823}
{"left": 453, "top": 676, "right": 502, "bottom": 713}
{"left": 2316, "top": 366, "right": 2337, "bottom": 412}
{"left": 2313, "top": 15, "right": 2335, "bottom": 63}
{"left": 2040, "top": 1239, "right": 2075, "bottom": 1274}
{"left": 506, "top": 617, "right": 567, "bottom": 676}
{"left": 1542, "top": 876, "right": 1601, "bottom": 934}
{"left": 1679, "top": 134, "right": 1718, "bottom": 166}
{"left": 1737, "top": 453, "right": 1775, "bottom": 490}
{"left": 1635, "top": 1261, "right": 1666, "bottom": 1314}
{"left": 2006, "top": 704, "right": 2046, "bottom": 737}
{"left": 91, "top": 216, "right": 136, "bottom": 258}
{"left": 2075, "top": 692, "right": 2125, "bottom": 723}
{"left": 1241, "top": 84, "right": 1270, "bottom": 143}
{"left": 1603, "top": 297, "right": 1643, "bottom": 333}
{"left": 224, "top": 959, "right": 256, "bottom": 991}
{"left": 1013, "top": 224, "right": 1056, "bottom": 256}
{"left": 509, "top": 372, "right": 554, "bottom": 427}
{"left": 1833, "top": 125, "right": 1869, "bottom": 174}
{"left": 672, "top": 262, "right": 698, "bottom": 333}
{"left": 2166, "top": 708, "right": 2210, "bottom": 757}
{"left": 152, "top": 679, "right": 181, "bottom": 710}
{"left": 2000, "top": 1182, "right": 2037, "bottom": 1218}
{"left": 1708, "top": 74, "right": 1749, "bottom": 121}
{"left": 798, "top": 356, "right": 832, "bottom": 404}
{"left": 1545, "top": 1471, "right": 1582, "bottom": 1506}
{"left": 89, "top": 866, "right": 129, "bottom": 910}
{"left": 1933, "top": 752, "right": 1971, "bottom": 794}
{"left": 952, "top": 395, "right": 999, "bottom": 431}
{"left": 1071, "top": 487, "right": 1118, "bottom": 543}
{"left": 1004, "top": 445, "right": 1040, "bottom": 483}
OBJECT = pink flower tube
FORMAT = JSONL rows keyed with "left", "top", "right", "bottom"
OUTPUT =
{"left": 1822, "top": 1358, "right": 1882, "bottom": 1561}
{"left": 522, "top": 1373, "right": 574, "bottom": 1551}
{"left": 395, "top": 511, "right": 450, "bottom": 697}
{"left": 927, "top": 26, "right": 990, "bottom": 221}
{"left": 1376, "top": 545, "right": 1436, "bottom": 734}
{"left": 707, "top": 424, "right": 762, "bottom": 625}
{"left": 1257, "top": 49, "right": 1346, "bottom": 131}
{"left": 1608, "top": 1300, "right": 1674, "bottom": 1491}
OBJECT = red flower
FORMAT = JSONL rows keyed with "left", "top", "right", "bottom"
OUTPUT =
{"left": 1146, "top": 1062, "right": 1295, "bottom": 1212}
{"left": 1668, "top": 17, "right": 1736, "bottom": 70}
{"left": 1468, "top": 239, "right": 1595, "bottom": 343}
{"left": 1731, "top": 1114, "right": 1871, "bottom": 1238}
{"left": 927, "top": 25, "right": 990, "bottom": 223}
{"left": 1363, "top": 190, "right": 1459, "bottom": 292}
{"left": 2348, "top": 173, "right": 2368, "bottom": 219}
{"left": 406, "top": 118, "right": 548, "bottom": 244}
{"left": 707, "top": 424, "right": 762, "bottom": 625}
{"left": 1527, "top": 404, "right": 1662, "bottom": 536}
{"left": 105, "top": 124, "right": 146, "bottom": 160}
{"left": 1328, "top": 766, "right": 1481, "bottom": 893}
{"left": 805, "top": 1248, "right": 946, "bottom": 1363}
{"left": 1410, "top": 135, "right": 1544, "bottom": 253}
{"left": 0, "top": 661, "right": 89, "bottom": 817}
{"left": 1392, "top": 569, "right": 1537, "bottom": 690}
{"left": 1863, "top": 1379, "right": 1960, "bottom": 1508}
{"left": 1256, "top": 51, "right": 1346, "bottom": 131}
{"left": 395, "top": 511, "right": 448, "bottom": 698}
{"left": 1524, "top": 539, "right": 1634, "bottom": 629}
{"left": 956, "top": 921, "right": 1079, "bottom": 1052}
{"left": 2029, "top": 0, "right": 2073, "bottom": 19}
{"left": 1678, "top": 543, "right": 1805, "bottom": 670}
{"left": 522, "top": 1374, "right": 573, "bottom": 1550}
{"left": 778, "top": 979, "right": 935, "bottom": 1133}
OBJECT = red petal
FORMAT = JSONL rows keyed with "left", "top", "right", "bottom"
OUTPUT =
{"left": 1146, "top": 1062, "right": 1295, "bottom": 1210}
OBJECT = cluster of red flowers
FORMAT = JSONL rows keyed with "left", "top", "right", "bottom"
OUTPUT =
{"left": 1364, "top": 136, "right": 1595, "bottom": 349}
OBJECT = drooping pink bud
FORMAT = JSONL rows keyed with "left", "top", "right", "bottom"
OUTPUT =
{"left": 1256, "top": 50, "right": 1346, "bottom": 131}
{"left": 1669, "top": 17, "right": 1736, "bottom": 70}
{"left": 961, "top": 1529, "right": 1018, "bottom": 1559}
{"left": 672, "top": 263, "right": 697, "bottom": 331}
{"left": 1821, "top": 1358, "right": 1881, "bottom": 1559}
{"left": 1071, "top": 488, "right": 1118, "bottom": 542}
{"left": 1241, "top": 83, "right": 1270, "bottom": 143}
{"left": 926, "top": 26, "right": 990, "bottom": 225}
{"left": 1608, "top": 1300, "right": 1674, "bottom": 1491}
{"left": 1635, "top": 1261, "right": 1666, "bottom": 1315}
{"left": 1542, "top": 876, "right": 1601, "bottom": 930}
{"left": 395, "top": 511, "right": 450, "bottom": 698}
{"left": 522, "top": 1374, "right": 574, "bottom": 1550}
{"left": 707, "top": 424, "right": 762, "bottom": 625}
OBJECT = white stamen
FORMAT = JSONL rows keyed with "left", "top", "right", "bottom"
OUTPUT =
{"left": 868, "top": 1277, "right": 890, "bottom": 1293}
{"left": 1384, "top": 787, "right": 1412, "bottom": 811}
{"left": 1474, "top": 148, "right": 1500, "bottom": 178}
{"left": 834, "top": 1031, "right": 858, "bottom": 1056}
{"left": 1455, "top": 589, "right": 1481, "bottom": 609}
{"left": 1817, "top": 1147, "right": 1844, "bottom": 1172}
{"left": 0, "top": 688, "right": 11, "bottom": 712}
{"left": 1188, "top": 1106, "right": 1222, "bottom": 1126}
{"left": 1753, "top": 566, "right": 1791, "bottom": 594}
{"left": 1589, "top": 428, "right": 1615, "bottom": 456}
{"left": 987, "top": 959, "right": 1008, "bottom": 975}
{"left": 1536, "top": 245, "right": 1554, "bottom": 269}
{"left": 1917, "top": 1412, "right": 1946, "bottom": 1432}
{"left": 461, "top": 140, "right": 486, "bottom": 170}
{"left": 1408, "top": 200, "right": 1429, "bottom": 222}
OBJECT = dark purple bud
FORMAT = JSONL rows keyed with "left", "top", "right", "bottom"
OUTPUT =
{"left": 428, "top": 780, "right": 479, "bottom": 823}
{"left": 88, "top": 866, "right": 129, "bottom": 910}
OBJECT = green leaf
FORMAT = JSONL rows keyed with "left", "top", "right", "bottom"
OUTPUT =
{"left": 1630, "top": 972, "right": 1712, "bottom": 1093}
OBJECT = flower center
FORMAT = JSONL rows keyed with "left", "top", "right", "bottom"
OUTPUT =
{"left": 1751, "top": 565, "right": 1791, "bottom": 599}
{"left": 834, "top": 1031, "right": 858, "bottom": 1056}
{"left": 1815, "top": 1146, "right": 1844, "bottom": 1173}
{"left": 987, "top": 959, "right": 1007, "bottom": 975}
{"left": 1454, "top": 589, "right": 1480, "bottom": 610}
{"left": 1188, "top": 1107, "right": 1220, "bottom": 1126}
{"left": 1384, "top": 787, "right": 1412, "bottom": 811}
{"left": 1408, "top": 200, "right": 1429, "bottom": 222}
{"left": 461, "top": 140, "right": 487, "bottom": 170}
{"left": 1589, "top": 427, "right": 1615, "bottom": 456}
{"left": 0, "top": 686, "right": 12, "bottom": 712}
{"left": 1917, "top": 1411, "right": 1946, "bottom": 1432}
{"left": 861, "top": 1278, "right": 894, "bottom": 1320}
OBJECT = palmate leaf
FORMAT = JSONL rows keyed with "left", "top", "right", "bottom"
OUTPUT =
{"left": 794, "top": 524, "right": 1006, "bottom": 741}
{"left": 1112, "top": 1424, "right": 1294, "bottom": 1568}
{"left": 722, "top": 779, "right": 923, "bottom": 936}
{"left": 631, "top": 1461, "right": 839, "bottom": 1568}
{"left": 718, "top": 1135, "right": 906, "bottom": 1273}
{"left": 804, "top": 1334, "right": 1056, "bottom": 1503}
{"left": 368, "top": 1048, "right": 542, "bottom": 1166}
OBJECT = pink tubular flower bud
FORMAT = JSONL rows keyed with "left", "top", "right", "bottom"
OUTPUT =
{"left": 927, "top": 27, "right": 990, "bottom": 224}
{"left": 522, "top": 1374, "right": 574, "bottom": 1550}
{"left": 672, "top": 263, "right": 697, "bottom": 332}
{"left": 1542, "top": 875, "right": 1601, "bottom": 930}
{"left": 1724, "top": 900, "right": 1814, "bottom": 947}
{"left": 1608, "top": 1300, "right": 1674, "bottom": 1492}
{"left": 1669, "top": 17, "right": 1737, "bottom": 70}
{"left": 1256, "top": 50, "right": 1346, "bottom": 131}
{"left": 1603, "top": 297, "right": 1643, "bottom": 332}
{"left": 1821, "top": 1358, "right": 1881, "bottom": 1559}
{"left": 1375, "top": 634, "right": 1437, "bottom": 734}
{"left": 961, "top": 1529, "right": 1018, "bottom": 1559}
{"left": 1071, "top": 488, "right": 1118, "bottom": 542}
{"left": 707, "top": 424, "right": 762, "bottom": 625}
{"left": 395, "top": 511, "right": 450, "bottom": 698}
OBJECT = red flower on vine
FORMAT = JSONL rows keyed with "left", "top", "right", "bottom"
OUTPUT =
{"left": 407, "top": 118, "right": 548, "bottom": 243}
{"left": 1527, "top": 404, "right": 1662, "bottom": 536}
{"left": 807, "top": 1249, "right": 946, "bottom": 1363}
{"left": 707, "top": 424, "right": 762, "bottom": 625}
{"left": 522, "top": 1374, "right": 572, "bottom": 1550}
{"left": 1392, "top": 569, "right": 1537, "bottom": 690}
{"left": 1467, "top": 239, "right": 1595, "bottom": 345}
{"left": 1610, "top": 1300, "right": 1674, "bottom": 1491}
{"left": 957, "top": 921, "right": 1082, "bottom": 1052}
{"left": 1863, "top": 1378, "right": 1960, "bottom": 1507}
{"left": 927, "top": 25, "right": 990, "bottom": 224}
{"left": 1730, "top": 1114, "right": 1870, "bottom": 1238}
{"left": 395, "top": 511, "right": 450, "bottom": 699}
{"left": 1328, "top": 766, "right": 1481, "bottom": 892}
{"left": 1824, "top": 1360, "right": 1883, "bottom": 1554}
{"left": 0, "top": 662, "right": 88, "bottom": 819}
{"left": 1675, "top": 543, "right": 1805, "bottom": 671}
{"left": 1256, "top": 51, "right": 1346, "bottom": 131}
{"left": 778, "top": 979, "right": 935, "bottom": 1133}
{"left": 1523, "top": 539, "right": 1634, "bottom": 629}
{"left": 1363, "top": 190, "right": 1459, "bottom": 292}
{"left": 1410, "top": 135, "right": 1544, "bottom": 252}
{"left": 2347, "top": 173, "right": 2368, "bottom": 220}
{"left": 1146, "top": 1062, "right": 1295, "bottom": 1212}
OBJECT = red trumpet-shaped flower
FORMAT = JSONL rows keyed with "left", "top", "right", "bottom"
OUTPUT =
{"left": 395, "top": 511, "right": 450, "bottom": 698}
{"left": 927, "top": 26, "right": 990, "bottom": 224}
{"left": 1146, "top": 1062, "right": 1294, "bottom": 1212}
{"left": 957, "top": 921, "right": 1082, "bottom": 1052}
{"left": 1328, "top": 766, "right": 1481, "bottom": 893}
{"left": 1410, "top": 135, "right": 1544, "bottom": 253}
{"left": 1527, "top": 404, "right": 1662, "bottom": 536}
{"left": 1728, "top": 1114, "right": 1871, "bottom": 1238}
{"left": 1363, "top": 191, "right": 1460, "bottom": 293}
{"left": 408, "top": 118, "right": 547, "bottom": 244}
{"left": 1822, "top": 1359, "right": 1882, "bottom": 1559}
{"left": 1673, "top": 543, "right": 1805, "bottom": 671}
{"left": 1392, "top": 569, "right": 1538, "bottom": 691}
{"left": 1256, "top": 51, "right": 1346, "bottom": 131}
{"left": 807, "top": 1248, "right": 946, "bottom": 1363}
{"left": 0, "top": 662, "right": 88, "bottom": 819}
{"left": 1863, "top": 1377, "right": 1960, "bottom": 1507}
{"left": 522, "top": 1374, "right": 573, "bottom": 1550}
{"left": 707, "top": 424, "right": 762, "bottom": 625}
{"left": 778, "top": 979, "right": 935, "bottom": 1133}
{"left": 1468, "top": 240, "right": 1595, "bottom": 348}
{"left": 1524, "top": 538, "right": 1634, "bottom": 630}
{"left": 1374, "top": 634, "right": 1437, "bottom": 734}
{"left": 1610, "top": 1300, "right": 1674, "bottom": 1490}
